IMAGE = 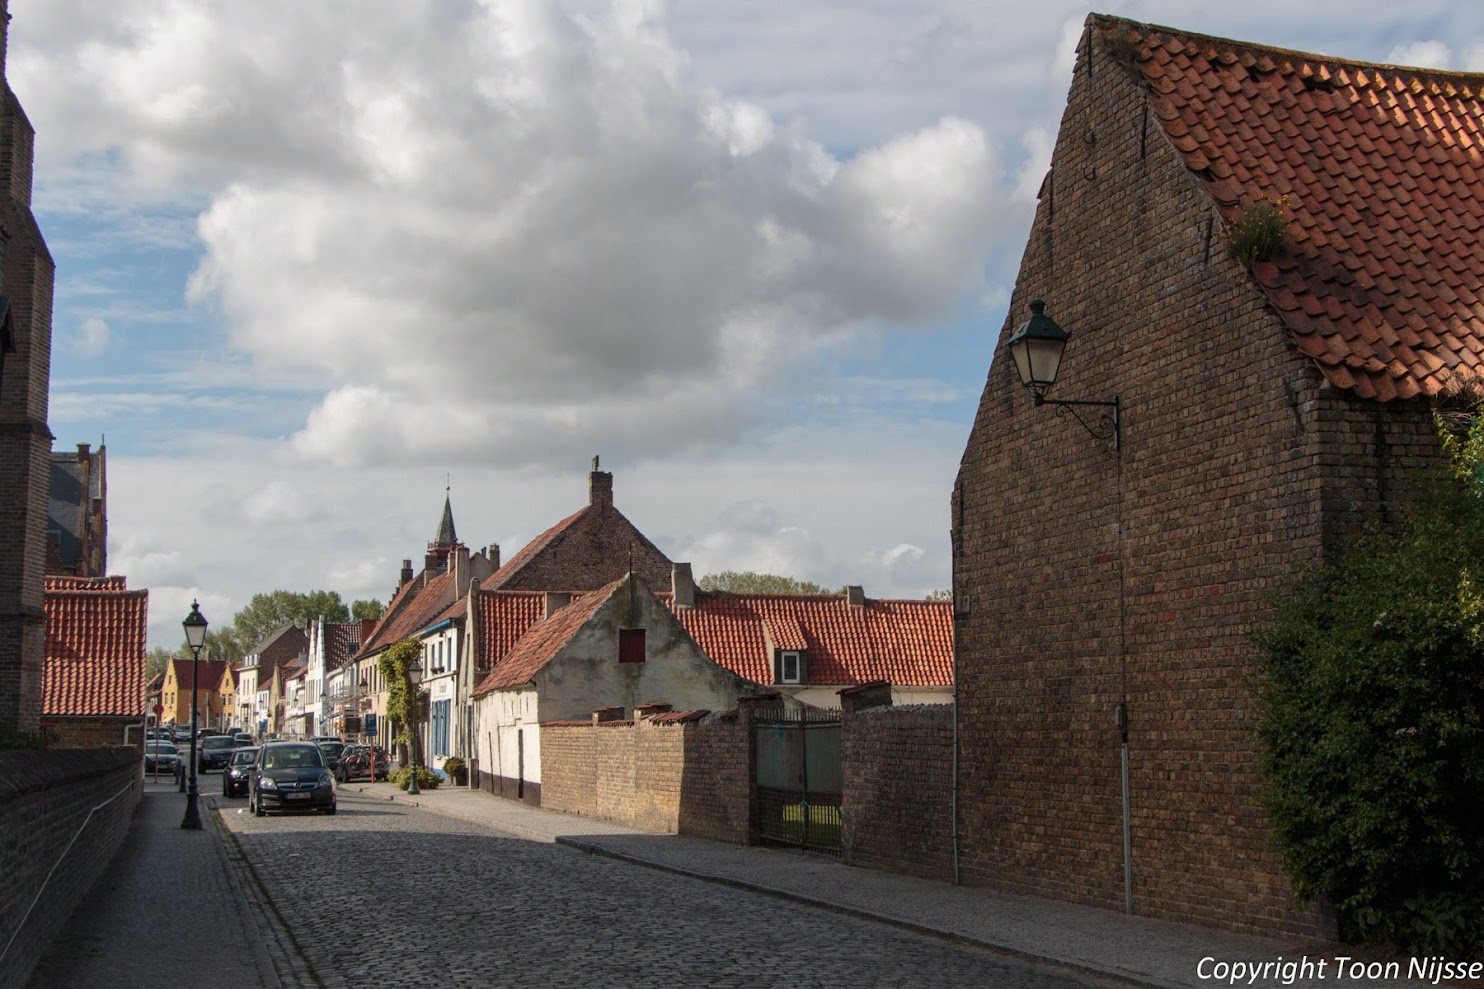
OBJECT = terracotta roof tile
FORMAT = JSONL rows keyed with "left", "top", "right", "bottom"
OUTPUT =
{"left": 43, "top": 577, "right": 148, "bottom": 717}
{"left": 663, "top": 592, "right": 954, "bottom": 688}
{"left": 473, "top": 581, "right": 618, "bottom": 694}
{"left": 473, "top": 591, "right": 549, "bottom": 669}
{"left": 360, "top": 569, "right": 456, "bottom": 655}
{"left": 1128, "top": 19, "right": 1484, "bottom": 399}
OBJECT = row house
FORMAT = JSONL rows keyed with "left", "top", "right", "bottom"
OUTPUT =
{"left": 348, "top": 465, "right": 954, "bottom": 799}
{"left": 238, "top": 625, "right": 307, "bottom": 737}
{"left": 161, "top": 656, "right": 228, "bottom": 730}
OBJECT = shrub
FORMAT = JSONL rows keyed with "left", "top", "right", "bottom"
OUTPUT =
{"left": 1222, "top": 194, "right": 1292, "bottom": 268}
{"left": 442, "top": 756, "right": 466, "bottom": 783}
{"left": 1254, "top": 411, "right": 1484, "bottom": 954}
{"left": 389, "top": 766, "right": 441, "bottom": 791}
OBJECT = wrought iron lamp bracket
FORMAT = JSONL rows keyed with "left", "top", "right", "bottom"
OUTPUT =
{"left": 1033, "top": 393, "right": 1121, "bottom": 449}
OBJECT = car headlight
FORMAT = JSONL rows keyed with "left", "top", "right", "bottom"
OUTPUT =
{"left": 258, "top": 777, "right": 277, "bottom": 789}
{"left": 317, "top": 772, "right": 334, "bottom": 788}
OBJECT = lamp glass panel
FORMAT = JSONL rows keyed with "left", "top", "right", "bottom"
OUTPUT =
{"left": 1026, "top": 337, "right": 1066, "bottom": 387}
{"left": 1010, "top": 339, "right": 1033, "bottom": 387}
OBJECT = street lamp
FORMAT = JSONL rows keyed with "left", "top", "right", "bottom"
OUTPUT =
{"left": 405, "top": 656, "right": 423, "bottom": 796}
{"left": 1007, "top": 299, "right": 1120, "bottom": 448}
{"left": 180, "top": 601, "right": 208, "bottom": 831}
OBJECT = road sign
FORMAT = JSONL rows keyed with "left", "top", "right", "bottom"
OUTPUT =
{"left": 152, "top": 703, "right": 164, "bottom": 717}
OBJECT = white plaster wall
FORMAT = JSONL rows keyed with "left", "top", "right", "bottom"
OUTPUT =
{"left": 475, "top": 688, "right": 539, "bottom": 785}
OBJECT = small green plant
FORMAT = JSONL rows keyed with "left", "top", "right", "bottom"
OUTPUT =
{"left": 1095, "top": 26, "right": 1142, "bottom": 67}
{"left": 390, "top": 765, "right": 440, "bottom": 791}
{"left": 1222, "top": 194, "right": 1292, "bottom": 268}
{"left": 441, "top": 756, "right": 467, "bottom": 784}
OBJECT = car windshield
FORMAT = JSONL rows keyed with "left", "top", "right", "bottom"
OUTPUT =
{"left": 231, "top": 749, "right": 259, "bottom": 766}
{"left": 263, "top": 746, "right": 324, "bottom": 770}
{"left": 146, "top": 743, "right": 177, "bottom": 754}
{"left": 202, "top": 737, "right": 237, "bottom": 750}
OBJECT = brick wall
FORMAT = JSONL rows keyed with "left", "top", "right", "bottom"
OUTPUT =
{"left": 0, "top": 748, "right": 140, "bottom": 989}
{"left": 949, "top": 33, "right": 1457, "bottom": 940}
{"left": 841, "top": 705, "right": 954, "bottom": 881}
{"left": 40, "top": 717, "right": 145, "bottom": 750}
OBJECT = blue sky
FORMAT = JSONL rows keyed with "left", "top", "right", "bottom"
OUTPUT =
{"left": 13, "top": 0, "right": 1484, "bottom": 649}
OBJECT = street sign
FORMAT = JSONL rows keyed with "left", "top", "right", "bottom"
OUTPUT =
{"left": 152, "top": 703, "right": 164, "bottom": 717}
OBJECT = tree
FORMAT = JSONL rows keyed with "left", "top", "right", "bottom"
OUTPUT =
{"left": 145, "top": 647, "right": 178, "bottom": 680}
{"left": 697, "top": 571, "right": 840, "bottom": 595}
{"left": 350, "top": 598, "right": 385, "bottom": 622}
{"left": 924, "top": 589, "right": 953, "bottom": 601}
{"left": 228, "top": 590, "right": 351, "bottom": 651}
{"left": 378, "top": 638, "right": 425, "bottom": 765}
{"left": 1254, "top": 411, "right": 1484, "bottom": 955}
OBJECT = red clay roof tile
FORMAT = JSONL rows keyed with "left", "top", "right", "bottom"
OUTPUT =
{"left": 1129, "top": 19, "right": 1484, "bottom": 399}
{"left": 43, "top": 577, "right": 148, "bottom": 717}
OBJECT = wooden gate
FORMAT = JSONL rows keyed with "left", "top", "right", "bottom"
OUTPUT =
{"left": 752, "top": 706, "right": 842, "bottom": 855}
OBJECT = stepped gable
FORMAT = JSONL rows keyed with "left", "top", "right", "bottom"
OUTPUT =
{"left": 1116, "top": 17, "right": 1484, "bottom": 400}
{"left": 42, "top": 576, "right": 147, "bottom": 717}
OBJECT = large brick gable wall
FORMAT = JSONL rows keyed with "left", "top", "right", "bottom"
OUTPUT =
{"left": 951, "top": 27, "right": 1444, "bottom": 939}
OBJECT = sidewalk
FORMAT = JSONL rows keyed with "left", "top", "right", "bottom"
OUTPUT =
{"left": 23, "top": 779, "right": 295, "bottom": 989}
{"left": 356, "top": 781, "right": 1430, "bottom": 989}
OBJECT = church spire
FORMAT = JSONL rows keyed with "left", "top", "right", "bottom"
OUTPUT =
{"left": 425, "top": 481, "right": 461, "bottom": 570}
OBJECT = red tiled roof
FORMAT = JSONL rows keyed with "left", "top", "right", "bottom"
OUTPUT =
{"left": 473, "top": 590, "right": 549, "bottom": 669}
{"left": 482, "top": 507, "right": 587, "bottom": 590}
{"left": 360, "top": 569, "right": 456, "bottom": 655}
{"left": 43, "top": 577, "right": 148, "bottom": 717}
{"left": 663, "top": 592, "right": 954, "bottom": 688}
{"left": 1121, "top": 18, "right": 1484, "bottom": 400}
{"left": 168, "top": 657, "right": 228, "bottom": 693}
{"left": 473, "top": 581, "right": 618, "bottom": 695}
{"left": 323, "top": 621, "right": 368, "bottom": 672}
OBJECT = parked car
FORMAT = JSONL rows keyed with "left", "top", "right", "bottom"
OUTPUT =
{"left": 336, "top": 744, "right": 390, "bottom": 782}
{"left": 315, "top": 740, "right": 346, "bottom": 771}
{"left": 143, "top": 741, "right": 180, "bottom": 774}
{"left": 171, "top": 726, "right": 193, "bottom": 744}
{"left": 198, "top": 734, "right": 239, "bottom": 773}
{"left": 233, "top": 733, "right": 255, "bottom": 746}
{"left": 222, "top": 747, "right": 259, "bottom": 797}
{"left": 248, "top": 741, "right": 336, "bottom": 816}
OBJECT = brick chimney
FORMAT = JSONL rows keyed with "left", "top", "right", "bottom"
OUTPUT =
{"left": 589, "top": 469, "right": 613, "bottom": 509}
{"left": 635, "top": 702, "right": 672, "bottom": 722}
{"left": 543, "top": 591, "right": 572, "bottom": 619}
{"left": 400, "top": 559, "right": 414, "bottom": 587}
{"left": 846, "top": 585, "right": 865, "bottom": 608}
{"left": 671, "top": 562, "right": 695, "bottom": 609}
{"left": 591, "top": 706, "right": 625, "bottom": 724}
{"left": 488, "top": 543, "right": 501, "bottom": 569}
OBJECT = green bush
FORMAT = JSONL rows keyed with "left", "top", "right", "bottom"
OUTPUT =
{"left": 442, "top": 756, "right": 467, "bottom": 783}
{"left": 1254, "top": 411, "right": 1484, "bottom": 954}
{"left": 389, "top": 765, "right": 440, "bottom": 791}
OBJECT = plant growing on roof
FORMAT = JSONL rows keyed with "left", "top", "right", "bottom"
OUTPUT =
{"left": 1221, "top": 194, "right": 1293, "bottom": 269}
{"left": 1094, "top": 21, "right": 1143, "bottom": 68}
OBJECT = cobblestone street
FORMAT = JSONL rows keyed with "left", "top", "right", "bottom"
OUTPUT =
{"left": 219, "top": 790, "right": 1108, "bottom": 989}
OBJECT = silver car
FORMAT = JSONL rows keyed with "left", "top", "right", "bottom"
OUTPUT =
{"left": 143, "top": 741, "right": 180, "bottom": 774}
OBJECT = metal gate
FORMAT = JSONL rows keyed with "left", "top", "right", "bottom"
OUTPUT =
{"left": 752, "top": 706, "right": 842, "bottom": 855}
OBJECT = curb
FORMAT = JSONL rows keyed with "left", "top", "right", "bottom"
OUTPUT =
{"left": 550, "top": 834, "right": 1168, "bottom": 989}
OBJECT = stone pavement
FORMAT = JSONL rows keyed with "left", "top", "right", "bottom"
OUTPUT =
{"left": 25, "top": 776, "right": 1430, "bottom": 989}
{"left": 24, "top": 778, "right": 304, "bottom": 989}
{"left": 360, "top": 782, "right": 1429, "bottom": 989}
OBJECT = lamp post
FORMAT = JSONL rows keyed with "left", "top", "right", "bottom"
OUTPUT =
{"left": 180, "top": 601, "right": 209, "bottom": 830}
{"left": 405, "top": 656, "right": 423, "bottom": 795}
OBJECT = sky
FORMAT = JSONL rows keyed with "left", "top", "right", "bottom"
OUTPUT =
{"left": 12, "top": 0, "right": 1484, "bottom": 651}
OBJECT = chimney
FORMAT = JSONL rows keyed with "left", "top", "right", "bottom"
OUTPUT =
{"left": 488, "top": 543, "right": 501, "bottom": 569}
{"left": 453, "top": 544, "right": 472, "bottom": 596}
{"left": 846, "top": 585, "right": 865, "bottom": 608}
{"left": 671, "top": 562, "right": 695, "bottom": 609}
{"left": 77, "top": 442, "right": 91, "bottom": 463}
{"left": 400, "top": 559, "right": 414, "bottom": 587}
{"left": 424, "top": 552, "right": 441, "bottom": 574}
{"left": 591, "top": 706, "right": 625, "bottom": 724}
{"left": 635, "top": 702, "right": 672, "bottom": 722}
{"left": 589, "top": 469, "right": 613, "bottom": 509}
{"left": 543, "top": 591, "right": 572, "bottom": 619}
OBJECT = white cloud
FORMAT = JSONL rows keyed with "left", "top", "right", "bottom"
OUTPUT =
{"left": 75, "top": 316, "right": 109, "bottom": 354}
{"left": 1385, "top": 40, "right": 1452, "bottom": 69}
{"left": 1465, "top": 41, "right": 1484, "bottom": 72}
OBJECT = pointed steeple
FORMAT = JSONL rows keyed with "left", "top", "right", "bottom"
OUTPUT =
{"left": 425, "top": 481, "right": 462, "bottom": 572}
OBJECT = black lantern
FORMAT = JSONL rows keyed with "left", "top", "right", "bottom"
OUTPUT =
{"left": 1007, "top": 299, "right": 1119, "bottom": 448}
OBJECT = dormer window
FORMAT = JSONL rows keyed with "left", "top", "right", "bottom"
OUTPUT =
{"left": 777, "top": 650, "right": 805, "bottom": 685}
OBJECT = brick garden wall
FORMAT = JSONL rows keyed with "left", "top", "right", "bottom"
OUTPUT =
{"left": 0, "top": 748, "right": 140, "bottom": 989}
{"left": 841, "top": 705, "right": 954, "bottom": 881}
{"left": 949, "top": 31, "right": 1452, "bottom": 940}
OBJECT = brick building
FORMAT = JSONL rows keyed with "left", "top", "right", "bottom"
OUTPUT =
{"left": 0, "top": 0, "right": 57, "bottom": 736}
{"left": 952, "top": 18, "right": 1481, "bottom": 939}
{"left": 41, "top": 576, "right": 147, "bottom": 747}
{"left": 46, "top": 442, "right": 106, "bottom": 578}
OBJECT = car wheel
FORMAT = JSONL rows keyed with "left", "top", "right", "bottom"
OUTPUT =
{"left": 323, "top": 804, "right": 336, "bottom": 815}
{"left": 253, "top": 794, "right": 265, "bottom": 817}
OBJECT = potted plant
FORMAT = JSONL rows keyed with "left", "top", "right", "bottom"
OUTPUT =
{"left": 442, "top": 756, "right": 468, "bottom": 786}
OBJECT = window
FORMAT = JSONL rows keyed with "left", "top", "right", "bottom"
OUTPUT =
{"left": 778, "top": 651, "right": 804, "bottom": 685}
{"left": 619, "top": 628, "right": 645, "bottom": 663}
